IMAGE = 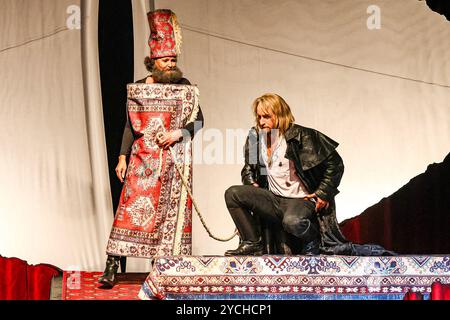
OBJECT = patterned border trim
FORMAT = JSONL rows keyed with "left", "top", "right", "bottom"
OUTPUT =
{"left": 162, "top": 293, "right": 415, "bottom": 300}
{"left": 139, "top": 255, "right": 450, "bottom": 300}
{"left": 127, "top": 83, "right": 200, "bottom": 128}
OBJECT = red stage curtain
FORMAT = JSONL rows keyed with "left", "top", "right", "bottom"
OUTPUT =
{"left": 431, "top": 281, "right": 450, "bottom": 300}
{"left": 403, "top": 290, "right": 424, "bottom": 300}
{"left": 0, "top": 256, "right": 61, "bottom": 300}
{"left": 0, "top": 256, "right": 28, "bottom": 299}
{"left": 403, "top": 282, "right": 450, "bottom": 300}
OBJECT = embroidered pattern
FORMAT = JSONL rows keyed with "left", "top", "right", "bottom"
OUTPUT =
{"left": 106, "top": 84, "right": 199, "bottom": 258}
{"left": 126, "top": 196, "right": 155, "bottom": 227}
{"left": 139, "top": 255, "right": 450, "bottom": 299}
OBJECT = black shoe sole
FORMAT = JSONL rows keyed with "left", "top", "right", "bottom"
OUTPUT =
{"left": 224, "top": 251, "right": 263, "bottom": 257}
{"left": 98, "top": 277, "right": 116, "bottom": 288}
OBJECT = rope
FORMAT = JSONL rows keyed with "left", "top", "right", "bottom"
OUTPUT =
{"left": 157, "top": 132, "right": 238, "bottom": 242}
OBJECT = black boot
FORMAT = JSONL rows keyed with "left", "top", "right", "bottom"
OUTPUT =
{"left": 98, "top": 255, "right": 120, "bottom": 288}
{"left": 285, "top": 218, "right": 321, "bottom": 255}
{"left": 302, "top": 238, "right": 320, "bottom": 255}
{"left": 224, "top": 239, "right": 264, "bottom": 256}
{"left": 299, "top": 222, "right": 320, "bottom": 256}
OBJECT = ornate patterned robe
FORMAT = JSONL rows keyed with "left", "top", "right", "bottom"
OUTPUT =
{"left": 106, "top": 83, "right": 199, "bottom": 258}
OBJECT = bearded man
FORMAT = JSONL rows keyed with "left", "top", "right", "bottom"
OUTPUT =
{"left": 99, "top": 9, "right": 203, "bottom": 288}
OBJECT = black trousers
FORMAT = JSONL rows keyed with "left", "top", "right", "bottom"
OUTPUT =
{"left": 224, "top": 185, "right": 318, "bottom": 243}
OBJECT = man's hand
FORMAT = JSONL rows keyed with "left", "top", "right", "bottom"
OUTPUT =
{"left": 252, "top": 183, "right": 259, "bottom": 187}
{"left": 116, "top": 155, "right": 127, "bottom": 183}
{"left": 157, "top": 130, "right": 183, "bottom": 149}
{"left": 304, "top": 193, "right": 329, "bottom": 212}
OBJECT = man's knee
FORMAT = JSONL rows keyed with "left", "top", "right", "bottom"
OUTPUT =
{"left": 282, "top": 217, "right": 310, "bottom": 238}
{"left": 224, "top": 185, "right": 245, "bottom": 206}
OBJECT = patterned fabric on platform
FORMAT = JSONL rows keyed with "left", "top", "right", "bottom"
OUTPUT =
{"left": 106, "top": 84, "right": 199, "bottom": 258}
{"left": 62, "top": 271, "right": 144, "bottom": 300}
{"left": 139, "top": 255, "right": 450, "bottom": 300}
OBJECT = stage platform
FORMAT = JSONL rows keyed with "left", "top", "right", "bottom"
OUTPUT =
{"left": 58, "top": 255, "right": 450, "bottom": 300}
{"left": 138, "top": 255, "right": 450, "bottom": 300}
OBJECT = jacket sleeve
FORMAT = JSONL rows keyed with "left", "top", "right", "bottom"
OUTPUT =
{"left": 241, "top": 129, "right": 259, "bottom": 185}
{"left": 313, "top": 150, "right": 344, "bottom": 202}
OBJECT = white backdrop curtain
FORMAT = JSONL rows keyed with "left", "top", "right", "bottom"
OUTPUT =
{"left": 154, "top": 0, "right": 450, "bottom": 255}
{"left": 0, "top": 0, "right": 448, "bottom": 271}
{"left": 0, "top": 0, "right": 113, "bottom": 271}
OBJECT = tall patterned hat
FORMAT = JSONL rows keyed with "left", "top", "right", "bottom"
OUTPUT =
{"left": 147, "top": 9, "right": 182, "bottom": 59}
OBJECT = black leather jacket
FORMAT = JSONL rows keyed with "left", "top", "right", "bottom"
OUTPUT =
{"left": 240, "top": 124, "right": 395, "bottom": 256}
{"left": 241, "top": 124, "right": 344, "bottom": 202}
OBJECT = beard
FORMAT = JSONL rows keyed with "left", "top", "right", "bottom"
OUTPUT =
{"left": 151, "top": 65, "right": 183, "bottom": 84}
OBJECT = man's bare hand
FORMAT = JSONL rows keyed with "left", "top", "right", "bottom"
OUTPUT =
{"left": 116, "top": 155, "right": 127, "bottom": 183}
{"left": 304, "top": 193, "right": 329, "bottom": 212}
{"left": 156, "top": 130, "right": 183, "bottom": 149}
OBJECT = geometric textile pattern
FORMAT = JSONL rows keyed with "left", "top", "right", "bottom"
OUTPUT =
{"left": 107, "top": 84, "right": 199, "bottom": 258}
{"left": 62, "top": 271, "right": 146, "bottom": 300}
{"left": 138, "top": 255, "right": 450, "bottom": 300}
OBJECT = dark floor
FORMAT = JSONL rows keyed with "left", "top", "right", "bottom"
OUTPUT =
{"left": 50, "top": 275, "right": 62, "bottom": 300}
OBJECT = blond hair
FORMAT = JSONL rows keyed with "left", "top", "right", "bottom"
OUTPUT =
{"left": 252, "top": 93, "right": 295, "bottom": 135}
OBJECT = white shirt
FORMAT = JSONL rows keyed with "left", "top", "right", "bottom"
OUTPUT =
{"left": 260, "top": 135, "right": 309, "bottom": 198}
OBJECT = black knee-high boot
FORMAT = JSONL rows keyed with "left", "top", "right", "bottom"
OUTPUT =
{"left": 98, "top": 255, "right": 120, "bottom": 287}
{"left": 224, "top": 207, "right": 263, "bottom": 256}
{"left": 299, "top": 221, "right": 320, "bottom": 255}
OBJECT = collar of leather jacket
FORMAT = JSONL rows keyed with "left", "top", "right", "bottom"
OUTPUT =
{"left": 249, "top": 124, "right": 340, "bottom": 171}
{"left": 284, "top": 124, "right": 340, "bottom": 171}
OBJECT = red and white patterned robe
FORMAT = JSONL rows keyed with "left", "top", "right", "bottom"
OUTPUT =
{"left": 106, "top": 83, "right": 199, "bottom": 258}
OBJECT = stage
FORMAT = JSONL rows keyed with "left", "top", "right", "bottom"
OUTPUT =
{"left": 56, "top": 254, "right": 450, "bottom": 300}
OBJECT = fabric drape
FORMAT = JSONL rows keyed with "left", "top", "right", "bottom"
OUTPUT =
{"left": 0, "top": 256, "right": 61, "bottom": 300}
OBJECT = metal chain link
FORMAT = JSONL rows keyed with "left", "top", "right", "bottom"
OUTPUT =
{"left": 164, "top": 141, "right": 238, "bottom": 242}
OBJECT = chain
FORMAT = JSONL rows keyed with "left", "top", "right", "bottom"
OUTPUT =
{"left": 158, "top": 133, "right": 238, "bottom": 242}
